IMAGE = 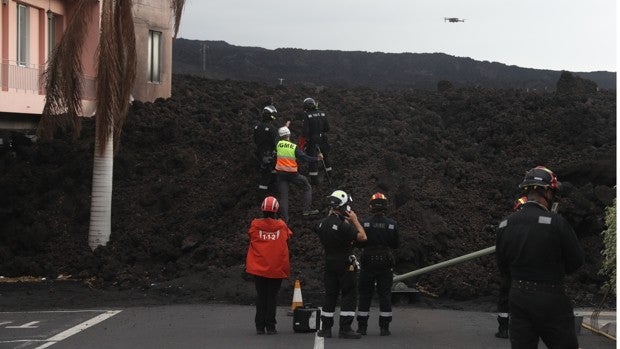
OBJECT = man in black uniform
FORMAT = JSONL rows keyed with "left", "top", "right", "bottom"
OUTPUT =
{"left": 495, "top": 195, "right": 528, "bottom": 339}
{"left": 496, "top": 166, "right": 584, "bottom": 349}
{"left": 301, "top": 97, "right": 331, "bottom": 185}
{"left": 315, "top": 190, "right": 367, "bottom": 339}
{"left": 356, "top": 192, "right": 399, "bottom": 336}
{"left": 253, "top": 106, "right": 279, "bottom": 197}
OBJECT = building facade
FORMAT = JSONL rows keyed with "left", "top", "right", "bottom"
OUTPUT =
{"left": 0, "top": 0, "right": 175, "bottom": 131}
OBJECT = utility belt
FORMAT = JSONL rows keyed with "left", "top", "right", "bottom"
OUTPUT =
{"left": 361, "top": 248, "right": 394, "bottom": 270}
{"left": 512, "top": 279, "right": 565, "bottom": 294}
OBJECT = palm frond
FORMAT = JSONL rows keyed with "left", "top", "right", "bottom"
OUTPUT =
{"left": 170, "top": 0, "right": 186, "bottom": 38}
{"left": 95, "top": 0, "right": 137, "bottom": 154}
{"left": 38, "top": 0, "right": 94, "bottom": 140}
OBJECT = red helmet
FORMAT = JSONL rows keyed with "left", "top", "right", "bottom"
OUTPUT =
{"left": 369, "top": 192, "right": 388, "bottom": 212}
{"left": 518, "top": 166, "right": 560, "bottom": 191}
{"left": 261, "top": 196, "right": 280, "bottom": 213}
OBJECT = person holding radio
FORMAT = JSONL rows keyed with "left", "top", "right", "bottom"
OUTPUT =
{"left": 314, "top": 190, "right": 367, "bottom": 339}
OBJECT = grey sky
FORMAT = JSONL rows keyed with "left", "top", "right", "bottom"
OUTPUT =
{"left": 177, "top": 0, "right": 617, "bottom": 72}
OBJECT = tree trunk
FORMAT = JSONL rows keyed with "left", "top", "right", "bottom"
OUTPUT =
{"left": 88, "top": 132, "right": 114, "bottom": 250}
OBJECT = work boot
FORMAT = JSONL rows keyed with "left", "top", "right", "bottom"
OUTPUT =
{"left": 495, "top": 328, "right": 508, "bottom": 339}
{"left": 339, "top": 329, "right": 362, "bottom": 339}
{"left": 317, "top": 328, "right": 332, "bottom": 338}
{"left": 302, "top": 209, "right": 319, "bottom": 216}
{"left": 356, "top": 324, "right": 367, "bottom": 335}
{"left": 380, "top": 327, "right": 391, "bottom": 336}
{"left": 495, "top": 316, "right": 509, "bottom": 339}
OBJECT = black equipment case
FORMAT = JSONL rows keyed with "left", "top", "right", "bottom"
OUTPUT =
{"left": 293, "top": 305, "right": 321, "bottom": 333}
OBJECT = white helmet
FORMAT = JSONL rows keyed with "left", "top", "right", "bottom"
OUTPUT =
{"left": 278, "top": 126, "right": 291, "bottom": 137}
{"left": 327, "top": 190, "right": 351, "bottom": 208}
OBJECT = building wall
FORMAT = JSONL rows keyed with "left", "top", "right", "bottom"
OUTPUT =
{"left": 0, "top": 0, "right": 99, "bottom": 124}
{"left": 0, "top": 0, "right": 174, "bottom": 129}
{"left": 132, "top": 0, "right": 173, "bottom": 102}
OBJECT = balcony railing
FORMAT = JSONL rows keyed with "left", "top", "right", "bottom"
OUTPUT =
{"left": 0, "top": 60, "right": 96, "bottom": 100}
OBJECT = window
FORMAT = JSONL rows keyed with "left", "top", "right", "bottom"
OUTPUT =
{"left": 17, "top": 4, "right": 29, "bottom": 66}
{"left": 148, "top": 30, "right": 162, "bottom": 83}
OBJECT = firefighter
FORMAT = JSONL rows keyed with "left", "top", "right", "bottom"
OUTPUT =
{"left": 315, "top": 190, "right": 367, "bottom": 339}
{"left": 496, "top": 195, "right": 528, "bottom": 339}
{"left": 356, "top": 192, "right": 399, "bottom": 336}
{"left": 245, "top": 196, "right": 292, "bottom": 335}
{"left": 299, "top": 97, "right": 331, "bottom": 185}
{"left": 275, "top": 126, "right": 322, "bottom": 222}
{"left": 496, "top": 166, "right": 584, "bottom": 349}
{"left": 253, "top": 106, "right": 279, "bottom": 196}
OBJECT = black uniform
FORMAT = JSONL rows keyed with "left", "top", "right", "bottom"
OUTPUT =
{"left": 356, "top": 215, "right": 399, "bottom": 333}
{"left": 253, "top": 120, "right": 278, "bottom": 195}
{"left": 302, "top": 109, "right": 331, "bottom": 184}
{"left": 496, "top": 202, "right": 584, "bottom": 349}
{"left": 315, "top": 214, "right": 359, "bottom": 333}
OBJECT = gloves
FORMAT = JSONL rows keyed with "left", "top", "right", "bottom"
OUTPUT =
{"left": 297, "top": 136, "right": 307, "bottom": 151}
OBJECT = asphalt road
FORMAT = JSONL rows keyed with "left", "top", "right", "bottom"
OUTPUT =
{"left": 0, "top": 304, "right": 615, "bottom": 349}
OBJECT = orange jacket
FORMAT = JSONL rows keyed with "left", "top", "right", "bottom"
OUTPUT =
{"left": 246, "top": 218, "right": 292, "bottom": 278}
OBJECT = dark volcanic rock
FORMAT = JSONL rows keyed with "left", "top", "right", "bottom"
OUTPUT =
{"left": 0, "top": 74, "right": 615, "bottom": 309}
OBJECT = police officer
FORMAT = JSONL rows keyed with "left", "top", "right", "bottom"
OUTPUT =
{"left": 300, "top": 97, "right": 331, "bottom": 185}
{"left": 356, "top": 192, "right": 399, "bottom": 336}
{"left": 496, "top": 166, "right": 584, "bottom": 349}
{"left": 253, "top": 106, "right": 279, "bottom": 196}
{"left": 275, "top": 126, "right": 322, "bottom": 222}
{"left": 315, "top": 190, "right": 367, "bottom": 339}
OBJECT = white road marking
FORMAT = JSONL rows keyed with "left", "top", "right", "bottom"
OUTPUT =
{"left": 6, "top": 321, "right": 40, "bottom": 328}
{"left": 33, "top": 310, "right": 122, "bottom": 349}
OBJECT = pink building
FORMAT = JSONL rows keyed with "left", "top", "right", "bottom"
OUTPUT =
{"left": 0, "top": 0, "right": 175, "bottom": 131}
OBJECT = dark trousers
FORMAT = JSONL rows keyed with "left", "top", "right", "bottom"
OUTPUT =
{"left": 497, "top": 276, "right": 510, "bottom": 313}
{"left": 509, "top": 288, "right": 578, "bottom": 349}
{"left": 357, "top": 268, "right": 393, "bottom": 328}
{"left": 257, "top": 154, "right": 276, "bottom": 194}
{"left": 277, "top": 172, "right": 312, "bottom": 221}
{"left": 306, "top": 140, "right": 331, "bottom": 182}
{"left": 254, "top": 276, "right": 283, "bottom": 331}
{"left": 321, "top": 268, "right": 357, "bottom": 332}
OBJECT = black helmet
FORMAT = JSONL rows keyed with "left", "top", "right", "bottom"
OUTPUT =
{"left": 262, "top": 105, "right": 277, "bottom": 120}
{"left": 303, "top": 98, "right": 317, "bottom": 111}
{"left": 369, "top": 192, "right": 388, "bottom": 213}
{"left": 519, "top": 166, "right": 560, "bottom": 191}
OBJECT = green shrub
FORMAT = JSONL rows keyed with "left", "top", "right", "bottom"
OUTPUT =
{"left": 600, "top": 198, "right": 616, "bottom": 294}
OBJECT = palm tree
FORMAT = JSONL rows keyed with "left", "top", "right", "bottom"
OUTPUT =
{"left": 39, "top": 0, "right": 185, "bottom": 250}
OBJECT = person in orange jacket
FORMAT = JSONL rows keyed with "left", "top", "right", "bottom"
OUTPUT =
{"left": 246, "top": 196, "right": 293, "bottom": 335}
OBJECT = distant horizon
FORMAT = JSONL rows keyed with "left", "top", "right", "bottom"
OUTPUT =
{"left": 177, "top": 1, "right": 616, "bottom": 74}
{"left": 175, "top": 37, "right": 617, "bottom": 74}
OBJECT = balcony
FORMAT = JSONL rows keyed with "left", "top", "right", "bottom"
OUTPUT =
{"left": 0, "top": 60, "right": 97, "bottom": 117}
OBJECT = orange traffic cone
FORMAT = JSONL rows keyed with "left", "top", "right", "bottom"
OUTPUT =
{"left": 288, "top": 279, "right": 304, "bottom": 316}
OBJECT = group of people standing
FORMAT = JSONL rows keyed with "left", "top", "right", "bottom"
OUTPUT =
{"left": 253, "top": 99, "right": 585, "bottom": 348}
{"left": 252, "top": 97, "right": 331, "bottom": 222}
{"left": 245, "top": 190, "right": 399, "bottom": 339}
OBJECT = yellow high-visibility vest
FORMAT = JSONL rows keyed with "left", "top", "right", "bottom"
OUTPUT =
{"left": 275, "top": 140, "right": 298, "bottom": 173}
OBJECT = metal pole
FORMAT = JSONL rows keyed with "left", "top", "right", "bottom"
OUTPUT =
{"left": 393, "top": 246, "right": 496, "bottom": 283}
{"left": 316, "top": 145, "right": 331, "bottom": 185}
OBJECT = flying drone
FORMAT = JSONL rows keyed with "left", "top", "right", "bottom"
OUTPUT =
{"left": 444, "top": 17, "right": 466, "bottom": 23}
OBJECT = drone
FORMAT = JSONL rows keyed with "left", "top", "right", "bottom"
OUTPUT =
{"left": 444, "top": 17, "right": 466, "bottom": 23}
